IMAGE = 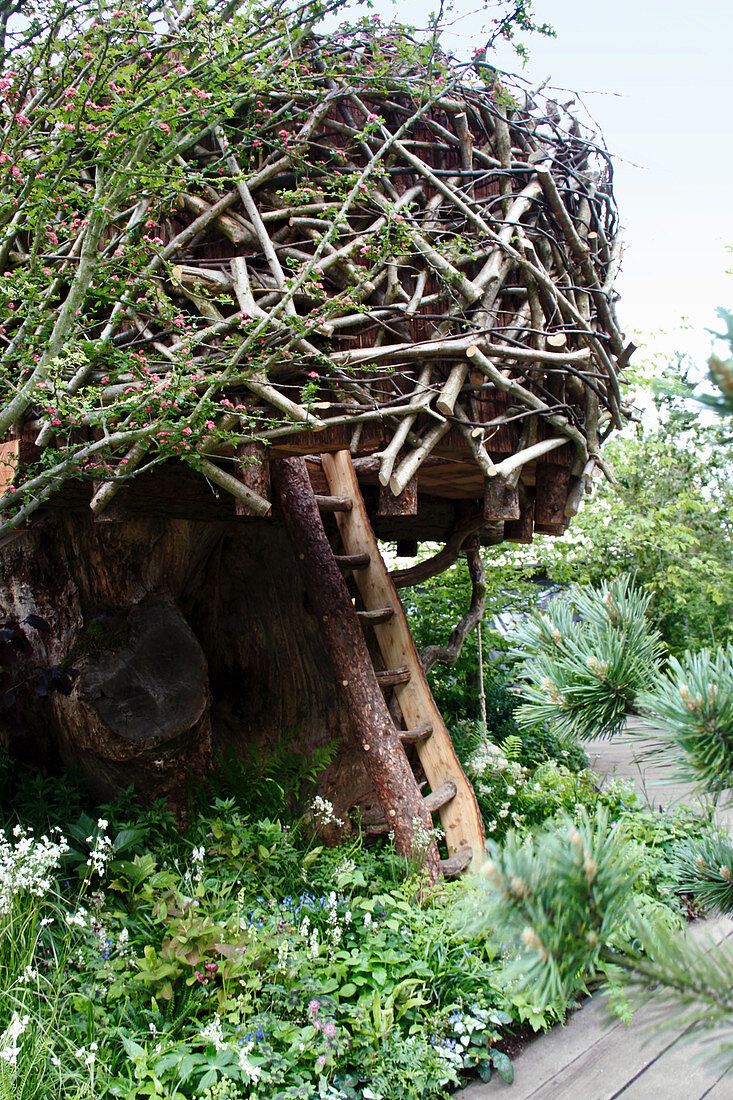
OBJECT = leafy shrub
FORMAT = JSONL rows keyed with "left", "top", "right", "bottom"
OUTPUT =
{"left": 204, "top": 734, "right": 339, "bottom": 823}
{"left": 0, "top": 750, "right": 521, "bottom": 1100}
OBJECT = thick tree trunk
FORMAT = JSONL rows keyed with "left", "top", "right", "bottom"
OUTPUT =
{"left": 0, "top": 511, "right": 380, "bottom": 822}
{"left": 273, "top": 456, "right": 440, "bottom": 877}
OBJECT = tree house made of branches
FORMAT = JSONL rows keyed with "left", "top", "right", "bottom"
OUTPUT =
{"left": 0, "top": 9, "right": 632, "bottom": 875}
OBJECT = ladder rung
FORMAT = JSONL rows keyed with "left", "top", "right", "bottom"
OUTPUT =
{"left": 399, "top": 722, "right": 433, "bottom": 746}
{"left": 376, "top": 665, "right": 411, "bottom": 688}
{"left": 315, "top": 494, "right": 353, "bottom": 513}
{"left": 423, "top": 780, "right": 457, "bottom": 814}
{"left": 440, "top": 846, "right": 473, "bottom": 877}
{"left": 335, "top": 552, "right": 371, "bottom": 570}
{"left": 356, "top": 607, "right": 394, "bottom": 626}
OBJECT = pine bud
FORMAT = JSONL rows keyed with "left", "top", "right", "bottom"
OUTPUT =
{"left": 679, "top": 684, "right": 698, "bottom": 711}
{"left": 521, "top": 926, "right": 548, "bottom": 959}
{"left": 481, "top": 859, "right": 503, "bottom": 887}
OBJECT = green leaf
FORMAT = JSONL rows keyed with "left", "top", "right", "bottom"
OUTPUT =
{"left": 491, "top": 1050, "right": 514, "bottom": 1083}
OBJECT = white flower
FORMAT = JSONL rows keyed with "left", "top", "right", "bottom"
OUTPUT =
{"left": 0, "top": 827, "right": 69, "bottom": 916}
{"left": 86, "top": 827, "right": 113, "bottom": 878}
{"left": 238, "top": 1046, "right": 262, "bottom": 1082}
{"left": 0, "top": 1012, "right": 29, "bottom": 1066}
{"left": 310, "top": 796, "right": 344, "bottom": 828}
{"left": 200, "top": 1016, "right": 228, "bottom": 1052}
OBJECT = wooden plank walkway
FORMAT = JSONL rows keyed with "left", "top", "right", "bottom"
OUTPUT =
{"left": 463, "top": 723, "right": 733, "bottom": 1099}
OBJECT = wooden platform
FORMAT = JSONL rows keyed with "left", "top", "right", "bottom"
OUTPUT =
{"left": 464, "top": 725, "right": 733, "bottom": 1099}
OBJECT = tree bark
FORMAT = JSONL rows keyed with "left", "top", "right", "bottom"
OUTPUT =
{"left": 0, "top": 511, "right": 378, "bottom": 822}
{"left": 273, "top": 456, "right": 440, "bottom": 878}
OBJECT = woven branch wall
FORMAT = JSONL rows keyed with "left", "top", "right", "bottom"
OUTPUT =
{"left": 0, "top": 18, "right": 632, "bottom": 541}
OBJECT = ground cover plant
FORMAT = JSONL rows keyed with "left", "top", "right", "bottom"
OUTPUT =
{"left": 0, "top": 755, "right": 523, "bottom": 1100}
{"left": 0, "top": 698, "right": 721, "bottom": 1100}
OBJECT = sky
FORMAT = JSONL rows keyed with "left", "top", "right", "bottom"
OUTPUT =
{"left": 345, "top": 0, "right": 733, "bottom": 373}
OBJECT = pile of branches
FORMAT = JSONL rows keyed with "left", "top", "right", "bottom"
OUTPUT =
{"left": 0, "top": 0, "right": 632, "bottom": 533}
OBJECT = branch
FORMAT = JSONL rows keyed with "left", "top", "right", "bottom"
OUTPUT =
{"left": 420, "top": 545, "right": 486, "bottom": 674}
{"left": 391, "top": 510, "right": 487, "bottom": 588}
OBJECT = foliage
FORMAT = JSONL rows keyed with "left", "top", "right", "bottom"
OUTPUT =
{"left": 205, "top": 734, "right": 339, "bottom": 822}
{"left": 610, "top": 915, "right": 733, "bottom": 1069}
{"left": 640, "top": 645, "right": 733, "bottom": 795}
{"left": 450, "top": 715, "right": 587, "bottom": 775}
{"left": 0, "top": 0, "right": 571, "bottom": 537}
{"left": 472, "top": 566, "right": 733, "bottom": 1064}
{"left": 452, "top": 721, "right": 631, "bottom": 845}
{"left": 0, "top": 729, "right": 714, "bottom": 1099}
{"left": 658, "top": 307, "right": 733, "bottom": 426}
{"left": 464, "top": 805, "right": 733, "bottom": 1070}
{"left": 463, "top": 808, "right": 642, "bottom": 1008}
{"left": 703, "top": 308, "right": 733, "bottom": 422}
{"left": 0, "top": 752, "right": 529, "bottom": 1099}
{"left": 512, "top": 576, "right": 665, "bottom": 741}
{"left": 538, "top": 418, "right": 733, "bottom": 654}
{"left": 673, "top": 831, "right": 733, "bottom": 917}
{"left": 402, "top": 554, "right": 538, "bottom": 725}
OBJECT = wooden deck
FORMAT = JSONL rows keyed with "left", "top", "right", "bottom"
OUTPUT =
{"left": 463, "top": 723, "right": 733, "bottom": 1100}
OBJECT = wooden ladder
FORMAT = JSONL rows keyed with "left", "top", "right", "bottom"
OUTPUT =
{"left": 318, "top": 450, "right": 485, "bottom": 876}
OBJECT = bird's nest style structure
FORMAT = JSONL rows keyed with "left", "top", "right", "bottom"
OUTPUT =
{"left": 0, "top": 11, "right": 631, "bottom": 546}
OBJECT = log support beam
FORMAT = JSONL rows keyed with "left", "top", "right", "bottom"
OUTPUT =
{"left": 272, "top": 456, "right": 440, "bottom": 879}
